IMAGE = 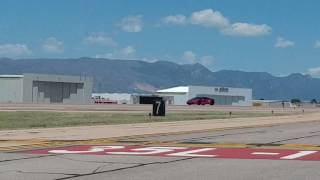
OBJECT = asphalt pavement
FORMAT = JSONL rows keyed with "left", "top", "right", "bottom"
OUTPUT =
{"left": 1, "top": 121, "right": 320, "bottom": 180}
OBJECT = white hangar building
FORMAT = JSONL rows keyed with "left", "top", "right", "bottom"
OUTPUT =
{"left": 156, "top": 86, "right": 252, "bottom": 106}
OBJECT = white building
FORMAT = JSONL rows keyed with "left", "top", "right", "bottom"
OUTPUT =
{"left": 156, "top": 86, "right": 252, "bottom": 106}
{"left": 92, "top": 93, "right": 132, "bottom": 104}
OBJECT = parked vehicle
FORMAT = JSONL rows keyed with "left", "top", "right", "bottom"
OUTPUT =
{"left": 92, "top": 97, "right": 117, "bottom": 104}
{"left": 186, "top": 97, "right": 214, "bottom": 105}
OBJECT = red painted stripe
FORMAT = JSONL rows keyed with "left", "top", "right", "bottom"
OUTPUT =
{"left": 24, "top": 145, "right": 320, "bottom": 161}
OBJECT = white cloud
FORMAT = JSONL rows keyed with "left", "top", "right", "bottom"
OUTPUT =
{"left": 141, "top": 57, "right": 159, "bottom": 62}
{"left": 222, "top": 23, "right": 271, "bottom": 37}
{"left": 200, "top": 55, "right": 215, "bottom": 66}
{"left": 118, "top": 15, "right": 143, "bottom": 32}
{"left": 0, "top": 44, "right": 32, "bottom": 57}
{"left": 42, "top": 37, "right": 64, "bottom": 53}
{"left": 162, "top": 15, "right": 187, "bottom": 25}
{"left": 182, "top": 51, "right": 215, "bottom": 66}
{"left": 83, "top": 34, "right": 118, "bottom": 47}
{"left": 190, "top": 9, "right": 230, "bottom": 28}
{"left": 120, "top": 46, "right": 136, "bottom": 57}
{"left": 94, "top": 53, "right": 113, "bottom": 59}
{"left": 162, "top": 9, "right": 271, "bottom": 38}
{"left": 308, "top": 67, "right": 320, "bottom": 76}
{"left": 182, "top": 50, "right": 197, "bottom": 63}
{"left": 275, "top": 37, "right": 295, "bottom": 48}
{"left": 95, "top": 46, "right": 136, "bottom": 60}
{"left": 314, "top": 41, "right": 320, "bottom": 48}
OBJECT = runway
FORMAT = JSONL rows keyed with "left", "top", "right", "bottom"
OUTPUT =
{"left": 1, "top": 120, "right": 320, "bottom": 179}
{"left": 0, "top": 103, "right": 313, "bottom": 113}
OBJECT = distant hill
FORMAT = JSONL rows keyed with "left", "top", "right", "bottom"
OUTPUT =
{"left": 0, "top": 57, "right": 319, "bottom": 100}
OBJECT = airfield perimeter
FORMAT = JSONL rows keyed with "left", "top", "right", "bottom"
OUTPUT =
{"left": 1, "top": 104, "right": 320, "bottom": 179}
{"left": 0, "top": 103, "right": 317, "bottom": 141}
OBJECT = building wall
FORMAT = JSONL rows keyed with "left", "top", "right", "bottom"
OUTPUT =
{"left": 155, "top": 93, "right": 188, "bottom": 105}
{"left": 156, "top": 86, "right": 252, "bottom": 106}
{"left": 92, "top": 93, "right": 132, "bottom": 104}
{"left": 0, "top": 77, "right": 23, "bottom": 103}
{"left": 31, "top": 81, "right": 86, "bottom": 104}
{"left": 171, "top": 93, "right": 188, "bottom": 105}
{"left": 188, "top": 86, "right": 252, "bottom": 106}
{"left": 22, "top": 74, "right": 93, "bottom": 104}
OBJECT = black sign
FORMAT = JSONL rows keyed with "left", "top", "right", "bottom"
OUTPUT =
{"left": 153, "top": 100, "right": 166, "bottom": 116}
{"left": 139, "top": 96, "right": 163, "bottom": 104}
{"left": 139, "top": 96, "right": 166, "bottom": 116}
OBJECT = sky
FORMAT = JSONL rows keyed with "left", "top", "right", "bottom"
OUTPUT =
{"left": 1, "top": 0, "right": 320, "bottom": 77}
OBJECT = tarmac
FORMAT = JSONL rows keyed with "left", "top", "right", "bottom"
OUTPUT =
{"left": 1, "top": 104, "right": 320, "bottom": 179}
{"left": 1, "top": 121, "right": 320, "bottom": 180}
{"left": 0, "top": 110, "right": 319, "bottom": 141}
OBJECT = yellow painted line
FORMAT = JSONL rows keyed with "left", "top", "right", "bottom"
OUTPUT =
{"left": 208, "top": 143, "right": 249, "bottom": 148}
{"left": 140, "top": 142, "right": 249, "bottom": 148}
{"left": 115, "top": 124, "right": 277, "bottom": 141}
{"left": 0, "top": 139, "right": 119, "bottom": 152}
{"left": 0, "top": 147, "right": 17, "bottom": 151}
{"left": 279, "top": 144, "right": 320, "bottom": 150}
{"left": 0, "top": 122, "right": 287, "bottom": 152}
{"left": 281, "top": 144, "right": 320, "bottom": 148}
{"left": 143, "top": 142, "right": 320, "bottom": 150}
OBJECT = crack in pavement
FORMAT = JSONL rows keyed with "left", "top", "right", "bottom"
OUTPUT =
{"left": 53, "top": 156, "right": 142, "bottom": 165}
{"left": 309, "top": 130, "right": 320, "bottom": 134}
{"left": 0, "top": 169, "right": 20, "bottom": 174}
{"left": 176, "top": 130, "right": 266, "bottom": 142}
{"left": 92, "top": 164, "right": 106, "bottom": 174}
{"left": 16, "top": 170, "right": 78, "bottom": 176}
{"left": 267, "top": 134, "right": 320, "bottom": 144}
{"left": 54, "top": 157, "right": 194, "bottom": 180}
{"left": 0, "top": 154, "right": 58, "bottom": 163}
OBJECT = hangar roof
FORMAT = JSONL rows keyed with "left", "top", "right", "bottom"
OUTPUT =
{"left": 0, "top": 75, "right": 24, "bottom": 78}
{"left": 157, "top": 86, "right": 189, "bottom": 93}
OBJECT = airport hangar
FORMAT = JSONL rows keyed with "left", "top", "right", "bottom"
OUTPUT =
{"left": 94, "top": 86, "right": 252, "bottom": 106}
{"left": 155, "top": 86, "right": 252, "bottom": 106}
{"left": 0, "top": 73, "right": 93, "bottom": 104}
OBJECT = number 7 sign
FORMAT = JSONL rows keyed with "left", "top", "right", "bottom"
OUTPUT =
{"left": 153, "top": 100, "right": 165, "bottom": 116}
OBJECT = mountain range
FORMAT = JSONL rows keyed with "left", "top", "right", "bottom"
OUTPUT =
{"left": 0, "top": 57, "right": 319, "bottom": 100}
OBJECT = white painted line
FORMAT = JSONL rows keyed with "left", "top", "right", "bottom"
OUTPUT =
{"left": 281, "top": 151, "right": 317, "bottom": 160}
{"left": 251, "top": 152, "right": 280, "bottom": 155}
{"left": 167, "top": 148, "right": 217, "bottom": 157}
{"left": 49, "top": 146, "right": 124, "bottom": 154}
{"left": 107, "top": 147, "right": 186, "bottom": 155}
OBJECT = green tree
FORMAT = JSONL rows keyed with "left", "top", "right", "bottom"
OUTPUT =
{"left": 311, "top": 99, "right": 318, "bottom": 104}
{"left": 291, "top": 99, "right": 301, "bottom": 104}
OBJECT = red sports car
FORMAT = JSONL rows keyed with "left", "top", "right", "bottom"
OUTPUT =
{"left": 187, "top": 97, "right": 214, "bottom": 105}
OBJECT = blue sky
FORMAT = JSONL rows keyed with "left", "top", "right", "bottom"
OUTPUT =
{"left": 1, "top": 0, "right": 320, "bottom": 76}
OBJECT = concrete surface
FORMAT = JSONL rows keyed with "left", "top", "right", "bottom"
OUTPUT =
{"left": 130, "top": 121, "right": 320, "bottom": 145}
{"left": 1, "top": 121, "right": 320, "bottom": 180}
{"left": 0, "top": 111, "right": 319, "bottom": 140}
{"left": 70, "top": 158, "right": 320, "bottom": 180}
{"left": 0, "top": 103, "right": 314, "bottom": 113}
{"left": 1, "top": 104, "right": 320, "bottom": 179}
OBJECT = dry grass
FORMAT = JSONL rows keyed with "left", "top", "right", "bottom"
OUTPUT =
{"left": 0, "top": 110, "right": 289, "bottom": 130}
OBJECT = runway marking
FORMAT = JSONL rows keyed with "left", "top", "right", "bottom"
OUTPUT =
{"left": 280, "top": 151, "right": 317, "bottom": 160}
{"left": 2, "top": 139, "right": 320, "bottom": 152}
{"left": 167, "top": 148, "right": 216, "bottom": 157}
{"left": 24, "top": 145, "right": 320, "bottom": 161}
{"left": 251, "top": 152, "right": 280, "bottom": 155}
